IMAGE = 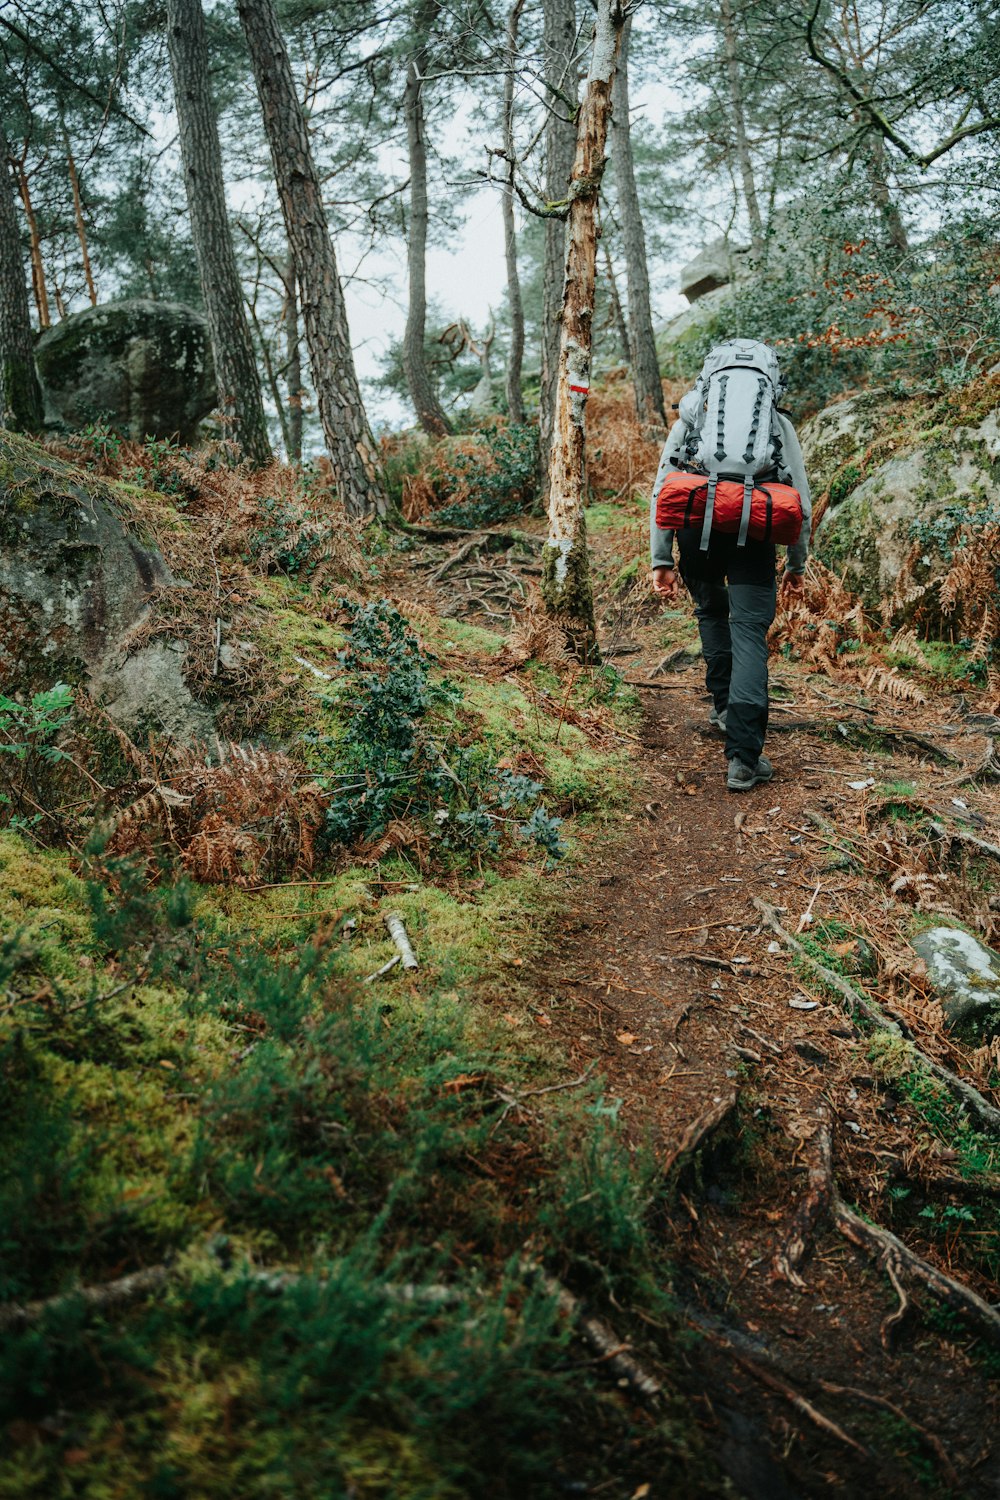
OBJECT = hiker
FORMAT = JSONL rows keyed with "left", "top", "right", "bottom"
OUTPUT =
{"left": 649, "top": 339, "right": 811, "bottom": 791}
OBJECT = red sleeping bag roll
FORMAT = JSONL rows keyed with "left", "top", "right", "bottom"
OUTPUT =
{"left": 656, "top": 470, "right": 803, "bottom": 546}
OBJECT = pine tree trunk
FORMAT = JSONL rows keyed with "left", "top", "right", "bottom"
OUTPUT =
{"left": 601, "top": 239, "right": 631, "bottom": 364}
{"left": 16, "top": 161, "right": 50, "bottom": 330}
{"left": 720, "top": 0, "right": 764, "bottom": 259}
{"left": 283, "top": 254, "right": 304, "bottom": 462}
{"left": 502, "top": 0, "right": 526, "bottom": 426}
{"left": 864, "top": 132, "right": 909, "bottom": 256}
{"left": 402, "top": 13, "right": 451, "bottom": 438}
{"left": 539, "top": 0, "right": 577, "bottom": 481}
{"left": 63, "top": 129, "right": 97, "bottom": 306}
{"left": 237, "top": 0, "right": 387, "bottom": 518}
{"left": 541, "top": 0, "right": 626, "bottom": 662}
{"left": 611, "top": 18, "right": 666, "bottom": 430}
{"left": 0, "top": 124, "right": 43, "bottom": 432}
{"left": 167, "top": 0, "right": 272, "bottom": 464}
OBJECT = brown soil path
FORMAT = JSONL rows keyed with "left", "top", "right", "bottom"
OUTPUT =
{"left": 543, "top": 670, "right": 999, "bottom": 1496}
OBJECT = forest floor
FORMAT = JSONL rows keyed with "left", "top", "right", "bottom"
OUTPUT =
{"left": 399, "top": 504, "right": 1000, "bottom": 1497}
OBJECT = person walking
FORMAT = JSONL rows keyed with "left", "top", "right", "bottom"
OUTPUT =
{"left": 649, "top": 341, "right": 811, "bottom": 791}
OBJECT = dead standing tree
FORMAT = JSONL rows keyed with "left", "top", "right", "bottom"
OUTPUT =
{"left": 541, "top": 0, "right": 630, "bottom": 661}
{"left": 539, "top": 0, "right": 578, "bottom": 490}
{"left": 237, "top": 0, "right": 387, "bottom": 518}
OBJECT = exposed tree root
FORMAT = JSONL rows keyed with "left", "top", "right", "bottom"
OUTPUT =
{"left": 770, "top": 1105, "right": 1000, "bottom": 1351}
{"left": 767, "top": 717, "right": 960, "bottom": 764}
{"left": 754, "top": 899, "right": 1000, "bottom": 1137}
{"left": 661, "top": 1090, "right": 738, "bottom": 1177}
{"left": 815, "top": 1379, "right": 958, "bottom": 1487}
{"left": 772, "top": 1110, "right": 834, "bottom": 1288}
{"left": 402, "top": 521, "right": 541, "bottom": 548}
{"left": 930, "top": 822, "right": 1000, "bottom": 864}
{"left": 832, "top": 1197, "right": 1000, "bottom": 1350}
{"left": 687, "top": 1314, "right": 868, "bottom": 1456}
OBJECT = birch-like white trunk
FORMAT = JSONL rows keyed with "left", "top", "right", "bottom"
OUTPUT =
{"left": 541, "top": 0, "right": 627, "bottom": 661}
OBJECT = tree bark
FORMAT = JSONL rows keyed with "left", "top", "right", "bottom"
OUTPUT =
{"left": 0, "top": 122, "right": 43, "bottom": 432}
{"left": 611, "top": 18, "right": 666, "bottom": 429}
{"left": 237, "top": 0, "right": 387, "bottom": 518}
{"left": 601, "top": 237, "right": 630, "bottom": 363}
{"left": 541, "top": 0, "right": 626, "bottom": 662}
{"left": 402, "top": 7, "right": 451, "bottom": 438}
{"left": 502, "top": 0, "right": 526, "bottom": 425}
{"left": 63, "top": 127, "right": 97, "bottom": 306}
{"left": 15, "top": 157, "right": 50, "bottom": 330}
{"left": 863, "top": 130, "right": 909, "bottom": 256}
{"left": 539, "top": 0, "right": 577, "bottom": 481}
{"left": 283, "top": 253, "right": 304, "bottom": 462}
{"left": 720, "top": 0, "right": 764, "bottom": 259}
{"left": 167, "top": 0, "right": 272, "bottom": 464}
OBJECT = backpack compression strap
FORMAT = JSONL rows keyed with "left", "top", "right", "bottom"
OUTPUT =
{"left": 700, "top": 475, "right": 718, "bottom": 551}
{"left": 737, "top": 477, "right": 753, "bottom": 547}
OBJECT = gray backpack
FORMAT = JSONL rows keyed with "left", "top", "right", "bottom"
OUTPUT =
{"left": 679, "top": 339, "right": 786, "bottom": 550}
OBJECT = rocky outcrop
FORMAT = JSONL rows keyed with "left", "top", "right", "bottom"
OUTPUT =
{"left": 912, "top": 926, "right": 1000, "bottom": 1043}
{"left": 803, "top": 391, "right": 1000, "bottom": 607}
{"left": 35, "top": 299, "right": 216, "bottom": 443}
{"left": 679, "top": 238, "right": 749, "bottom": 304}
{"left": 0, "top": 433, "right": 213, "bottom": 741}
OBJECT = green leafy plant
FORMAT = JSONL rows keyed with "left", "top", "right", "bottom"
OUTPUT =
{"left": 308, "top": 600, "right": 560, "bottom": 862}
{"left": 0, "top": 684, "right": 74, "bottom": 831}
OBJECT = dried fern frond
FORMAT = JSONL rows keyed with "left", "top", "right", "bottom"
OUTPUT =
{"left": 504, "top": 600, "right": 571, "bottom": 668}
{"left": 863, "top": 665, "right": 927, "bottom": 705}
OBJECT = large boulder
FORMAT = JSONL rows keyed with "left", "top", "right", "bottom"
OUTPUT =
{"left": 679, "top": 238, "right": 749, "bottom": 304}
{"left": 911, "top": 927, "right": 1000, "bottom": 1043}
{"left": 806, "top": 394, "right": 1000, "bottom": 606}
{"left": 0, "top": 432, "right": 213, "bottom": 742}
{"left": 35, "top": 299, "right": 216, "bottom": 443}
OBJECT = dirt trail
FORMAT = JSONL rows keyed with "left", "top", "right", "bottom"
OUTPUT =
{"left": 544, "top": 672, "right": 999, "bottom": 1496}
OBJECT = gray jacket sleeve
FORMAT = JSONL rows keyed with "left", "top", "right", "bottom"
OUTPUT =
{"left": 778, "top": 414, "right": 812, "bottom": 574}
{"left": 650, "top": 419, "right": 685, "bottom": 569}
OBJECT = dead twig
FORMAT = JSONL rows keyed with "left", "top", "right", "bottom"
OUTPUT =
{"left": 524, "top": 1264, "right": 663, "bottom": 1406}
{"left": 0, "top": 1265, "right": 169, "bottom": 1334}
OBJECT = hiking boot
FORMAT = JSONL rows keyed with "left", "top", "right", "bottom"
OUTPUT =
{"left": 709, "top": 706, "right": 728, "bottom": 734}
{"left": 727, "top": 754, "right": 773, "bottom": 791}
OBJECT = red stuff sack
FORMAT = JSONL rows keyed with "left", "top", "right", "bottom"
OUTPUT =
{"left": 656, "top": 470, "right": 803, "bottom": 546}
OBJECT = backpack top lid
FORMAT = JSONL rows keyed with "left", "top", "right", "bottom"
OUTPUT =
{"left": 698, "top": 339, "right": 784, "bottom": 395}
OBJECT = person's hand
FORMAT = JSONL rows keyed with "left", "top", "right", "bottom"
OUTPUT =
{"left": 781, "top": 569, "right": 805, "bottom": 598}
{"left": 652, "top": 566, "right": 680, "bottom": 601}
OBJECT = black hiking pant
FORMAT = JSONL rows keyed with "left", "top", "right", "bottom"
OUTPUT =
{"left": 676, "top": 529, "right": 777, "bottom": 769}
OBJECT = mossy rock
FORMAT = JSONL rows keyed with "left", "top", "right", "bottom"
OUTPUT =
{"left": 0, "top": 431, "right": 213, "bottom": 740}
{"left": 814, "top": 436, "right": 1000, "bottom": 611}
{"left": 35, "top": 299, "right": 216, "bottom": 443}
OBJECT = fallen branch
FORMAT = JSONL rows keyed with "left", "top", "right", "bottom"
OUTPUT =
{"left": 754, "top": 900, "right": 1000, "bottom": 1137}
{"left": 0, "top": 1265, "right": 169, "bottom": 1335}
{"left": 383, "top": 912, "right": 419, "bottom": 970}
{"left": 364, "top": 954, "right": 401, "bottom": 984}
{"left": 661, "top": 1090, "right": 737, "bottom": 1177}
{"left": 623, "top": 676, "right": 690, "bottom": 691}
{"left": 930, "top": 822, "right": 1000, "bottom": 864}
{"left": 526, "top": 1265, "right": 663, "bottom": 1405}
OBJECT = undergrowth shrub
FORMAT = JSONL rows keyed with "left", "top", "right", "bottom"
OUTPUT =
{"left": 0, "top": 683, "right": 75, "bottom": 836}
{"left": 310, "top": 599, "right": 566, "bottom": 863}
{"left": 0, "top": 849, "right": 701, "bottom": 1497}
{"left": 387, "top": 422, "right": 538, "bottom": 528}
